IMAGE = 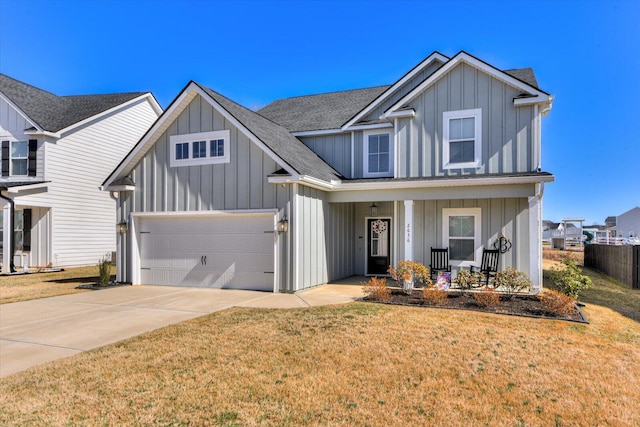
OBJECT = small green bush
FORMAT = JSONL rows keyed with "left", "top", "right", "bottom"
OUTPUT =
{"left": 493, "top": 267, "right": 532, "bottom": 299}
{"left": 98, "top": 254, "right": 112, "bottom": 286}
{"left": 362, "top": 277, "right": 391, "bottom": 302}
{"left": 550, "top": 259, "right": 592, "bottom": 299}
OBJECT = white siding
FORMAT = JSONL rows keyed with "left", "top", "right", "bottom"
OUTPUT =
{"left": 16, "top": 98, "right": 159, "bottom": 267}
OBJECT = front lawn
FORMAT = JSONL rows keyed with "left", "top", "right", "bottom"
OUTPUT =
{"left": 1, "top": 300, "right": 638, "bottom": 425}
{"left": 0, "top": 266, "right": 113, "bottom": 304}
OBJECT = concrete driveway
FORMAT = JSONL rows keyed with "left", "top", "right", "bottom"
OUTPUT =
{"left": 0, "top": 283, "right": 363, "bottom": 377}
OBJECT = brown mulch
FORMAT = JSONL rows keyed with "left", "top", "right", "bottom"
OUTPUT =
{"left": 363, "top": 288, "right": 588, "bottom": 323}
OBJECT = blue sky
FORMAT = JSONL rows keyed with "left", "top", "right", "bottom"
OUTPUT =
{"left": 1, "top": 0, "right": 638, "bottom": 225}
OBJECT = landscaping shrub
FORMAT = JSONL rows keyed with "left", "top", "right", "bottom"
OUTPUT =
{"left": 97, "top": 253, "right": 112, "bottom": 286}
{"left": 550, "top": 259, "right": 592, "bottom": 299}
{"left": 422, "top": 287, "right": 448, "bottom": 306}
{"left": 493, "top": 267, "right": 532, "bottom": 299}
{"left": 362, "top": 277, "right": 391, "bottom": 302}
{"left": 473, "top": 287, "right": 501, "bottom": 309}
{"left": 388, "top": 260, "right": 431, "bottom": 288}
{"left": 539, "top": 289, "right": 576, "bottom": 317}
{"left": 454, "top": 269, "right": 478, "bottom": 295}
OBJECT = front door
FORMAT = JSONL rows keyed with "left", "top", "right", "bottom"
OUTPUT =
{"left": 367, "top": 218, "right": 391, "bottom": 275}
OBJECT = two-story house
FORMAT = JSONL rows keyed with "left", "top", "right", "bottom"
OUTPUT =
{"left": 0, "top": 74, "right": 161, "bottom": 272}
{"left": 103, "top": 51, "right": 554, "bottom": 292}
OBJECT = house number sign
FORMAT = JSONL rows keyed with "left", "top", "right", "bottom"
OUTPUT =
{"left": 406, "top": 223, "right": 411, "bottom": 243}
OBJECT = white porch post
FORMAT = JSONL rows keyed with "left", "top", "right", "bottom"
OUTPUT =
{"left": 529, "top": 186, "right": 543, "bottom": 293}
{"left": 1, "top": 202, "right": 10, "bottom": 273}
{"left": 404, "top": 200, "right": 414, "bottom": 261}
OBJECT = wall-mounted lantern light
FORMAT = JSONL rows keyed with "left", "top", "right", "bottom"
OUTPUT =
{"left": 369, "top": 203, "right": 378, "bottom": 217}
{"left": 117, "top": 221, "right": 128, "bottom": 234}
{"left": 277, "top": 216, "right": 289, "bottom": 233}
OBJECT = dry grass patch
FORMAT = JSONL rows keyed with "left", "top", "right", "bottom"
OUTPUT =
{"left": 1, "top": 302, "right": 638, "bottom": 426}
{"left": 0, "top": 266, "right": 114, "bottom": 304}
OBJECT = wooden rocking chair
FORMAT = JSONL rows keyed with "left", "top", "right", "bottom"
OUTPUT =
{"left": 469, "top": 248, "right": 500, "bottom": 287}
{"left": 429, "top": 247, "right": 451, "bottom": 280}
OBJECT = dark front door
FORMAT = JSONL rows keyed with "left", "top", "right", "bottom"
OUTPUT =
{"left": 367, "top": 218, "right": 391, "bottom": 275}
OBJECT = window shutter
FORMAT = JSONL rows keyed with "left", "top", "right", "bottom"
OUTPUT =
{"left": 1, "top": 141, "right": 9, "bottom": 176}
{"left": 28, "top": 139, "right": 37, "bottom": 177}
{"left": 23, "top": 208, "right": 32, "bottom": 252}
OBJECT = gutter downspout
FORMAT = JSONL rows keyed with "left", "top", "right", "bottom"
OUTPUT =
{"left": 0, "top": 190, "right": 16, "bottom": 272}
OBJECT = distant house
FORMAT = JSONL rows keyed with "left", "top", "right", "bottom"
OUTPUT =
{"left": 605, "top": 216, "right": 617, "bottom": 229}
{"left": 617, "top": 207, "right": 640, "bottom": 239}
{"left": 0, "top": 74, "right": 161, "bottom": 272}
{"left": 104, "top": 50, "right": 554, "bottom": 293}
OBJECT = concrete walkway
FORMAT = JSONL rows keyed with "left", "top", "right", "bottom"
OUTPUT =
{"left": 0, "top": 281, "right": 364, "bottom": 377}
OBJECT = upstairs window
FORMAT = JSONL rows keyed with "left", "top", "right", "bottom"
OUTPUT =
{"left": 11, "top": 141, "right": 28, "bottom": 176}
{"left": 363, "top": 130, "right": 394, "bottom": 178}
{"left": 1, "top": 139, "right": 37, "bottom": 177}
{"left": 443, "top": 108, "right": 482, "bottom": 169}
{"left": 170, "top": 130, "right": 231, "bottom": 167}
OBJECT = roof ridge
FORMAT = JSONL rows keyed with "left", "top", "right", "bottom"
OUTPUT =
{"left": 0, "top": 73, "right": 61, "bottom": 99}
{"left": 268, "top": 84, "right": 391, "bottom": 102}
{"left": 62, "top": 91, "right": 148, "bottom": 99}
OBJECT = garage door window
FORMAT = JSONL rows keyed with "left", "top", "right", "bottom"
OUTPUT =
{"left": 170, "top": 130, "right": 231, "bottom": 167}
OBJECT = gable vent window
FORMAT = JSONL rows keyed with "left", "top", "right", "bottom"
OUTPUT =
{"left": 170, "top": 130, "right": 230, "bottom": 167}
{"left": 443, "top": 108, "right": 482, "bottom": 170}
{"left": 363, "top": 130, "right": 394, "bottom": 178}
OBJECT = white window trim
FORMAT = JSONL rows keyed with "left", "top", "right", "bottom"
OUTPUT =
{"left": 442, "top": 207, "right": 482, "bottom": 267}
{"left": 363, "top": 129, "right": 394, "bottom": 178}
{"left": 169, "top": 130, "right": 230, "bottom": 167}
{"left": 442, "top": 108, "right": 482, "bottom": 170}
{"left": 4, "top": 140, "right": 29, "bottom": 177}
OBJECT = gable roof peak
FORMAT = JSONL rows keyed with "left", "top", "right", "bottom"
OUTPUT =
{"left": 0, "top": 73, "right": 154, "bottom": 133}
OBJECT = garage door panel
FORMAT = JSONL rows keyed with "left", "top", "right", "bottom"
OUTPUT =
{"left": 139, "top": 214, "right": 275, "bottom": 291}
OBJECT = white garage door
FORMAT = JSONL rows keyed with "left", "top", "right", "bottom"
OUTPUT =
{"left": 138, "top": 214, "right": 275, "bottom": 291}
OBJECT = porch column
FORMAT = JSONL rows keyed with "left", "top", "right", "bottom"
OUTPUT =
{"left": 529, "top": 188, "right": 542, "bottom": 293}
{"left": 1, "top": 202, "right": 10, "bottom": 273}
{"left": 404, "top": 200, "right": 414, "bottom": 261}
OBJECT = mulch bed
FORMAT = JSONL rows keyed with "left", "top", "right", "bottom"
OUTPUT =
{"left": 363, "top": 288, "right": 588, "bottom": 324}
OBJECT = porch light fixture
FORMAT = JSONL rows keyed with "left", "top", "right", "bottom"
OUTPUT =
{"left": 277, "top": 216, "right": 289, "bottom": 233}
{"left": 117, "top": 221, "right": 128, "bottom": 234}
{"left": 369, "top": 203, "right": 378, "bottom": 217}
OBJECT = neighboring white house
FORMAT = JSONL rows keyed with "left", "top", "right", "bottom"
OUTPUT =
{"left": 617, "top": 206, "right": 640, "bottom": 239}
{"left": 104, "top": 50, "right": 554, "bottom": 293}
{"left": 0, "top": 74, "right": 162, "bottom": 272}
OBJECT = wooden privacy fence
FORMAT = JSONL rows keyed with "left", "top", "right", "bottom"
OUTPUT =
{"left": 585, "top": 244, "right": 640, "bottom": 289}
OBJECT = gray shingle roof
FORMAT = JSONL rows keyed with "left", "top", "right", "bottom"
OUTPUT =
{"left": 258, "top": 86, "right": 390, "bottom": 133}
{"left": 197, "top": 83, "right": 342, "bottom": 181}
{"left": 504, "top": 68, "right": 539, "bottom": 89}
{"left": 0, "top": 73, "right": 146, "bottom": 132}
{"left": 258, "top": 67, "right": 540, "bottom": 133}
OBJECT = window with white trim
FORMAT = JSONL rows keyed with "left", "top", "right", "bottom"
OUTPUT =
{"left": 363, "top": 130, "right": 394, "bottom": 178}
{"left": 169, "top": 130, "right": 231, "bottom": 167}
{"left": 443, "top": 108, "right": 482, "bottom": 169}
{"left": 11, "top": 141, "right": 28, "bottom": 176}
{"left": 442, "top": 207, "right": 482, "bottom": 266}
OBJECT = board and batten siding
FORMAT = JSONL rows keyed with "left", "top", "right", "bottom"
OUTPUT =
{"left": 299, "top": 133, "right": 351, "bottom": 178}
{"left": 362, "top": 59, "right": 445, "bottom": 122}
{"left": 293, "top": 186, "right": 357, "bottom": 290}
{"left": 0, "top": 96, "right": 45, "bottom": 179}
{"left": 397, "top": 63, "right": 535, "bottom": 178}
{"left": 15, "top": 97, "right": 159, "bottom": 267}
{"left": 398, "top": 197, "right": 530, "bottom": 275}
{"left": 129, "top": 95, "right": 289, "bottom": 214}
